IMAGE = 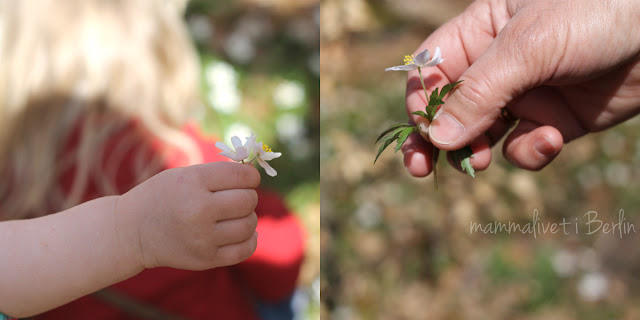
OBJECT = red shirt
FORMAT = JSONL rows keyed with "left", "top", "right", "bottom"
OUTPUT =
{"left": 35, "top": 123, "right": 305, "bottom": 320}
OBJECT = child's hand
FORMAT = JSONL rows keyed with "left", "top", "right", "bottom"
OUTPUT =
{"left": 116, "top": 162, "right": 261, "bottom": 271}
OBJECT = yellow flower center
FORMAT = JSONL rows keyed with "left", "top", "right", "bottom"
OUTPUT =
{"left": 403, "top": 54, "right": 414, "bottom": 65}
{"left": 262, "top": 144, "right": 272, "bottom": 153}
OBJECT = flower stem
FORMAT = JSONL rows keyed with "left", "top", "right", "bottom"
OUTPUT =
{"left": 432, "top": 149, "right": 439, "bottom": 190}
{"left": 417, "top": 67, "right": 430, "bottom": 107}
{"left": 247, "top": 155, "right": 258, "bottom": 164}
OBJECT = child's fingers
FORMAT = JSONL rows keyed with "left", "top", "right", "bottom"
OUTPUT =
{"left": 208, "top": 189, "right": 258, "bottom": 220}
{"left": 213, "top": 231, "right": 259, "bottom": 267}
{"left": 213, "top": 212, "right": 258, "bottom": 246}
{"left": 194, "top": 162, "right": 261, "bottom": 192}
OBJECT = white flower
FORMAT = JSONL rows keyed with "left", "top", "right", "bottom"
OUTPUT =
{"left": 205, "top": 61, "right": 241, "bottom": 114}
{"left": 215, "top": 136, "right": 250, "bottom": 162}
{"left": 273, "top": 80, "right": 306, "bottom": 110}
{"left": 246, "top": 132, "right": 282, "bottom": 177}
{"left": 217, "top": 131, "right": 282, "bottom": 177}
{"left": 577, "top": 272, "right": 608, "bottom": 302}
{"left": 385, "top": 47, "right": 444, "bottom": 72}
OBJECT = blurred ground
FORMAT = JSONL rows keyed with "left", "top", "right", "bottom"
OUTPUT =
{"left": 320, "top": 0, "right": 640, "bottom": 319}
{"left": 184, "top": 1, "right": 320, "bottom": 318}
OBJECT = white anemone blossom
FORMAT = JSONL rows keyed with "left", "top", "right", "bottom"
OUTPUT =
{"left": 215, "top": 136, "right": 250, "bottom": 162}
{"left": 385, "top": 47, "right": 444, "bottom": 72}
{"left": 216, "top": 132, "right": 282, "bottom": 177}
{"left": 245, "top": 132, "right": 282, "bottom": 177}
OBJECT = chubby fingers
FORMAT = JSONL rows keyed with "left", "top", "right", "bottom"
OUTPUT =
{"left": 213, "top": 211, "right": 258, "bottom": 246}
{"left": 212, "top": 231, "right": 259, "bottom": 267}
{"left": 193, "top": 162, "right": 261, "bottom": 192}
{"left": 208, "top": 189, "right": 258, "bottom": 221}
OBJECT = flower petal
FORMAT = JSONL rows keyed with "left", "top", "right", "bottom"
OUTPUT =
{"left": 426, "top": 47, "right": 444, "bottom": 67}
{"left": 215, "top": 141, "right": 234, "bottom": 153}
{"left": 244, "top": 132, "right": 257, "bottom": 151}
{"left": 385, "top": 64, "right": 418, "bottom": 72}
{"left": 234, "top": 147, "right": 249, "bottom": 160}
{"left": 220, "top": 151, "right": 246, "bottom": 161}
{"left": 257, "top": 157, "right": 277, "bottom": 176}
{"left": 219, "top": 151, "right": 236, "bottom": 159}
{"left": 252, "top": 141, "right": 264, "bottom": 156}
{"left": 413, "top": 48, "right": 431, "bottom": 66}
{"left": 261, "top": 151, "right": 282, "bottom": 161}
{"left": 231, "top": 136, "right": 244, "bottom": 149}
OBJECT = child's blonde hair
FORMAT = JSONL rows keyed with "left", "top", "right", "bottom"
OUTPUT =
{"left": 0, "top": 0, "right": 202, "bottom": 219}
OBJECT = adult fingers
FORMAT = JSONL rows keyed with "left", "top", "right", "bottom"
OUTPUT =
{"left": 404, "top": 0, "right": 508, "bottom": 124}
{"left": 427, "top": 2, "right": 565, "bottom": 151}
{"left": 446, "top": 134, "right": 493, "bottom": 173}
{"left": 502, "top": 120, "right": 563, "bottom": 170}
{"left": 401, "top": 131, "right": 437, "bottom": 177}
{"left": 402, "top": 0, "right": 521, "bottom": 173}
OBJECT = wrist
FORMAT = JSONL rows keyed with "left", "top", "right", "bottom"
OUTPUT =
{"left": 111, "top": 194, "right": 146, "bottom": 274}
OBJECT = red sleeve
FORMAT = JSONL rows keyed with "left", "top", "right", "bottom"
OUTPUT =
{"left": 182, "top": 124, "right": 305, "bottom": 302}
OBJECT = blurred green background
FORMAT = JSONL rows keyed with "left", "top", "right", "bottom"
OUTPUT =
{"left": 320, "top": 0, "right": 640, "bottom": 319}
{"left": 184, "top": 1, "right": 319, "bottom": 318}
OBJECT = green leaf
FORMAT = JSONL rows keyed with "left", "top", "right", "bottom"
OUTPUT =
{"left": 374, "top": 128, "right": 404, "bottom": 164}
{"left": 375, "top": 123, "right": 413, "bottom": 143}
{"left": 426, "top": 100, "right": 443, "bottom": 120}
{"left": 439, "top": 80, "right": 463, "bottom": 100}
{"left": 429, "top": 88, "right": 440, "bottom": 106}
{"left": 411, "top": 111, "right": 429, "bottom": 119}
{"left": 451, "top": 146, "right": 475, "bottom": 178}
{"left": 394, "top": 127, "right": 417, "bottom": 153}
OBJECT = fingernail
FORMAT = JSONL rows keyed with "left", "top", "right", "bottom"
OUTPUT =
{"left": 534, "top": 136, "right": 556, "bottom": 156}
{"left": 417, "top": 121, "right": 429, "bottom": 141}
{"left": 428, "top": 112, "right": 464, "bottom": 145}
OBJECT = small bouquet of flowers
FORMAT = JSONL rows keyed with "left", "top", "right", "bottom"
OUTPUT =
{"left": 376, "top": 47, "right": 474, "bottom": 189}
{"left": 216, "top": 132, "right": 282, "bottom": 177}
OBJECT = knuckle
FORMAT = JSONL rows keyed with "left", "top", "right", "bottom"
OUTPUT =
{"left": 230, "top": 163, "right": 244, "bottom": 184}
{"left": 242, "top": 237, "right": 258, "bottom": 259}
{"left": 458, "top": 71, "right": 498, "bottom": 113}
{"left": 230, "top": 236, "right": 257, "bottom": 264}
{"left": 245, "top": 189, "right": 259, "bottom": 208}
{"left": 242, "top": 213, "right": 258, "bottom": 233}
{"left": 235, "top": 189, "right": 258, "bottom": 213}
{"left": 228, "top": 248, "right": 246, "bottom": 265}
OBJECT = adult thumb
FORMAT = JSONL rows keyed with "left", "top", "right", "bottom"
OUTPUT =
{"left": 427, "top": 18, "right": 548, "bottom": 151}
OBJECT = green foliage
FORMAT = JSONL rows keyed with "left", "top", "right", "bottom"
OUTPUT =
{"left": 374, "top": 125, "right": 417, "bottom": 164}
{"left": 375, "top": 123, "right": 414, "bottom": 143}
{"left": 451, "top": 146, "right": 475, "bottom": 178}
{"left": 410, "top": 111, "right": 429, "bottom": 120}
{"left": 375, "top": 80, "right": 474, "bottom": 181}
{"left": 439, "top": 80, "right": 463, "bottom": 100}
{"left": 425, "top": 80, "right": 462, "bottom": 120}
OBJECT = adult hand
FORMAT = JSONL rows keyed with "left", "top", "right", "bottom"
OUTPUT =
{"left": 402, "top": 0, "right": 640, "bottom": 177}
